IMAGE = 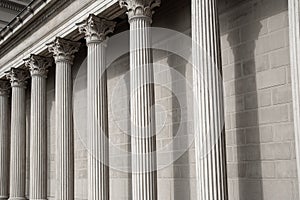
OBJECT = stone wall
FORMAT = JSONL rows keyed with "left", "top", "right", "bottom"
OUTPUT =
{"left": 220, "top": 0, "right": 299, "bottom": 199}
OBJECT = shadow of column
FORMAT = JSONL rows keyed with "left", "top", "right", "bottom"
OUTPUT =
{"left": 227, "top": 21, "right": 264, "bottom": 200}
{"left": 167, "top": 54, "right": 191, "bottom": 200}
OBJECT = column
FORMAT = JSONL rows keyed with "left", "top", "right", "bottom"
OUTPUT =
{"left": 119, "top": 1, "right": 160, "bottom": 199}
{"left": 0, "top": 80, "right": 10, "bottom": 200}
{"left": 192, "top": 0, "right": 228, "bottom": 199}
{"left": 24, "top": 54, "right": 52, "bottom": 200}
{"left": 5, "top": 68, "right": 29, "bottom": 200}
{"left": 77, "top": 14, "right": 116, "bottom": 200}
{"left": 47, "top": 37, "right": 80, "bottom": 200}
{"left": 288, "top": 0, "right": 300, "bottom": 193}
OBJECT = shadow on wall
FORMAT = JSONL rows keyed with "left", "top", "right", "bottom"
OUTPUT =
{"left": 107, "top": 53, "right": 132, "bottom": 200}
{"left": 168, "top": 54, "right": 191, "bottom": 200}
{"left": 227, "top": 20, "right": 264, "bottom": 200}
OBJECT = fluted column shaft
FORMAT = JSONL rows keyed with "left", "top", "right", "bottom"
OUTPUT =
{"left": 87, "top": 41, "right": 109, "bottom": 200}
{"left": 25, "top": 55, "right": 52, "bottom": 200}
{"left": 77, "top": 14, "right": 116, "bottom": 200}
{"left": 30, "top": 75, "right": 47, "bottom": 199}
{"left": 5, "top": 68, "right": 28, "bottom": 200}
{"left": 10, "top": 87, "right": 26, "bottom": 200}
{"left": 130, "top": 17, "right": 157, "bottom": 200}
{"left": 119, "top": 1, "right": 161, "bottom": 199}
{"left": 56, "top": 60, "right": 73, "bottom": 200}
{"left": 0, "top": 81, "right": 10, "bottom": 200}
{"left": 192, "top": 0, "right": 228, "bottom": 199}
{"left": 47, "top": 37, "right": 80, "bottom": 200}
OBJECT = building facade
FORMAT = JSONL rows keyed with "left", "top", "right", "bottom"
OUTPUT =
{"left": 0, "top": 0, "right": 299, "bottom": 199}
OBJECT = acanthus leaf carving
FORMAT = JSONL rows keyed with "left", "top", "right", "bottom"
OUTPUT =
{"left": 24, "top": 54, "right": 53, "bottom": 78}
{"left": 47, "top": 37, "right": 81, "bottom": 64}
{"left": 119, "top": 0, "right": 161, "bottom": 21}
{"left": 77, "top": 14, "right": 116, "bottom": 43}
{"left": 5, "top": 68, "right": 29, "bottom": 88}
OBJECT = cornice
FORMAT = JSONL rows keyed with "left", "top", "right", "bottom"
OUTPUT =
{"left": 0, "top": 0, "right": 121, "bottom": 77}
{"left": 0, "top": 0, "right": 73, "bottom": 58}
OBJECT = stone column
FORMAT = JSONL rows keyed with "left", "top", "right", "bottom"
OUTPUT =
{"left": 0, "top": 80, "right": 10, "bottom": 200}
{"left": 24, "top": 55, "right": 52, "bottom": 200}
{"left": 289, "top": 0, "right": 300, "bottom": 193}
{"left": 5, "top": 68, "right": 29, "bottom": 200}
{"left": 47, "top": 37, "right": 80, "bottom": 200}
{"left": 77, "top": 14, "right": 116, "bottom": 200}
{"left": 119, "top": 1, "right": 160, "bottom": 199}
{"left": 192, "top": 0, "right": 228, "bottom": 199}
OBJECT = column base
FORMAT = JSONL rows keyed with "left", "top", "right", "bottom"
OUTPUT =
{"left": 8, "top": 197, "right": 26, "bottom": 200}
{"left": 0, "top": 196, "right": 8, "bottom": 200}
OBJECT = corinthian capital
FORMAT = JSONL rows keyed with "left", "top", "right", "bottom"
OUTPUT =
{"left": 0, "top": 79, "right": 10, "bottom": 96}
{"left": 119, "top": 0, "right": 161, "bottom": 21}
{"left": 77, "top": 14, "right": 116, "bottom": 43}
{"left": 24, "top": 54, "right": 53, "bottom": 78}
{"left": 47, "top": 37, "right": 81, "bottom": 64}
{"left": 5, "top": 68, "right": 29, "bottom": 88}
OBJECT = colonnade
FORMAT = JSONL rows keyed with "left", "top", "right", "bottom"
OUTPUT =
{"left": 0, "top": 0, "right": 227, "bottom": 200}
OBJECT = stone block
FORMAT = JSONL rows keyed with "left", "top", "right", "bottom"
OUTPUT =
{"left": 235, "top": 76, "right": 257, "bottom": 95}
{"left": 261, "top": 142, "right": 291, "bottom": 160}
{"left": 241, "top": 19, "right": 268, "bottom": 42}
{"left": 237, "top": 145, "right": 261, "bottom": 161}
{"left": 273, "top": 123, "right": 294, "bottom": 142}
{"left": 244, "top": 90, "right": 272, "bottom": 109}
{"left": 255, "top": 30, "right": 287, "bottom": 54}
{"left": 263, "top": 180, "right": 294, "bottom": 200}
{"left": 257, "top": 67, "right": 286, "bottom": 89}
{"left": 242, "top": 55, "right": 270, "bottom": 75}
{"left": 269, "top": 48, "right": 290, "bottom": 68}
{"left": 268, "top": 12, "right": 289, "bottom": 32}
{"left": 275, "top": 160, "right": 297, "bottom": 178}
{"left": 225, "top": 95, "right": 244, "bottom": 113}
{"left": 272, "top": 84, "right": 292, "bottom": 105}
{"left": 158, "top": 179, "right": 171, "bottom": 200}
{"left": 238, "top": 180, "right": 263, "bottom": 200}
{"left": 258, "top": 105, "right": 289, "bottom": 124}
{"left": 223, "top": 63, "right": 242, "bottom": 81}
{"left": 233, "top": 110, "right": 258, "bottom": 128}
{"left": 245, "top": 161, "right": 275, "bottom": 178}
